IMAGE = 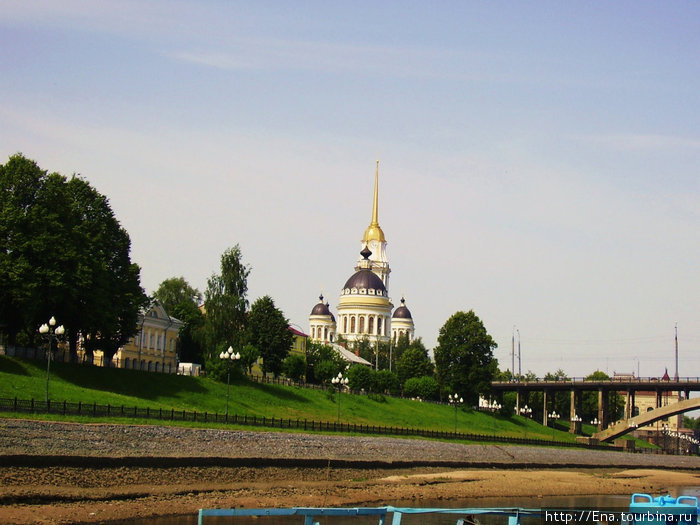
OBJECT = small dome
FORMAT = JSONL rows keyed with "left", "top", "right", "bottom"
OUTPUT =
{"left": 342, "top": 269, "right": 386, "bottom": 294}
{"left": 392, "top": 297, "right": 412, "bottom": 319}
{"left": 310, "top": 295, "right": 332, "bottom": 316}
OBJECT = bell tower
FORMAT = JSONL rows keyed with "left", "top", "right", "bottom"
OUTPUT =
{"left": 357, "top": 160, "right": 390, "bottom": 292}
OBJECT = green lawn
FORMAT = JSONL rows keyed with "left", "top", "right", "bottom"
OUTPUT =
{"left": 0, "top": 355, "right": 584, "bottom": 443}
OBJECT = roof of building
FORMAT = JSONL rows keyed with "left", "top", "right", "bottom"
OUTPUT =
{"left": 288, "top": 326, "right": 309, "bottom": 338}
{"left": 331, "top": 343, "right": 372, "bottom": 366}
{"left": 392, "top": 297, "right": 412, "bottom": 319}
{"left": 342, "top": 269, "right": 387, "bottom": 294}
{"left": 310, "top": 294, "right": 333, "bottom": 316}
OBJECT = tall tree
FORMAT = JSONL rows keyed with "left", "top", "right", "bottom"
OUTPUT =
{"left": 202, "top": 245, "right": 250, "bottom": 364}
{"left": 154, "top": 277, "right": 202, "bottom": 314}
{"left": 247, "top": 295, "right": 293, "bottom": 377}
{"left": 154, "top": 276, "right": 204, "bottom": 363}
{"left": 0, "top": 154, "right": 146, "bottom": 361}
{"left": 396, "top": 340, "right": 433, "bottom": 386}
{"left": 433, "top": 310, "right": 498, "bottom": 405}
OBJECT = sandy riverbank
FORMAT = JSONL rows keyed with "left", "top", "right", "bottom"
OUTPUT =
{"left": 2, "top": 419, "right": 700, "bottom": 524}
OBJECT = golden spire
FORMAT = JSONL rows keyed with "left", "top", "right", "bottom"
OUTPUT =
{"left": 362, "top": 160, "right": 386, "bottom": 243}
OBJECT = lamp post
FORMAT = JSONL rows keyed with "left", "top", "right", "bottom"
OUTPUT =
{"left": 548, "top": 411, "right": 560, "bottom": 437}
{"left": 219, "top": 346, "right": 240, "bottom": 418}
{"left": 572, "top": 413, "right": 582, "bottom": 434}
{"left": 448, "top": 393, "right": 463, "bottom": 433}
{"left": 331, "top": 372, "right": 348, "bottom": 423}
{"left": 38, "top": 317, "right": 65, "bottom": 406}
{"left": 519, "top": 404, "right": 532, "bottom": 418}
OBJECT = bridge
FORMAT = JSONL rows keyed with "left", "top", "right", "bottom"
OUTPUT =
{"left": 593, "top": 397, "right": 700, "bottom": 442}
{"left": 491, "top": 377, "right": 700, "bottom": 434}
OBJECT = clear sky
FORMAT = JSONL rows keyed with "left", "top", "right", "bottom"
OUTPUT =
{"left": 1, "top": 1, "right": 698, "bottom": 378}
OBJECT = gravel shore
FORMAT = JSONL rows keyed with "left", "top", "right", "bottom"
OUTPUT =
{"left": 2, "top": 418, "right": 700, "bottom": 469}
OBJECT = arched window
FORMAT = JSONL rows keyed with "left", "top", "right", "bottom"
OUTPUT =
{"left": 368, "top": 316, "right": 374, "bottom": 334}
{"left": 377, "top": 317, "right": 382, "bottom": 336}
{"left": 350, "top": 316, "right": 356, "bottom": 333}
{"left": 359, "top": 316, "right": 365, "bottom": 333}
{"left": 155, "top": 362, "right": 160, "bottom": 373}
{"left": 324, "top": 327, "right": 328, "bottom": 340}
{"left": 343, "top": 316, "right": 348, "bottom": 333}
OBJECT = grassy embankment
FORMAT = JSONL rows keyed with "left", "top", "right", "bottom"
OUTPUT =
{"left": 0, "top": 354, "right": 608, "bottom": 444}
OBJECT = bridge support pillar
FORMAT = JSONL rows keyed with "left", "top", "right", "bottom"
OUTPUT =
{"left": 625, "top": 390, "right": 636, "bottom": 422}
{"left": 570, "top": 389, "right": 582, "bottom": 434}
{"left": 543, "top": 389, "right": 549, "bottom": 426}
{"left": 598, "top": 388, "right": 609, "bottom": 429}
{"left": 515, "top": 390, "right": 521, "bottom": 415}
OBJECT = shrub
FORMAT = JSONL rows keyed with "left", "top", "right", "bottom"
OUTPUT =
{"left": 282, "top": 353, "right": 306, "bottom": 382}
{"left": 403, "top": 375, "right": 439, "bottom": 400}
{"left": 374, "top": 369, "right": 400, "bottom": 395}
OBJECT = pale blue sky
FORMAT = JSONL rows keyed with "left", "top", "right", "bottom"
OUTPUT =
{"left": 1, "top": 1, "right": 698, "bottom": 377}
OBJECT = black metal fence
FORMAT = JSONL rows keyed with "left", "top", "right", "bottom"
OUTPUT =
{"left": 0, "top": 396, "right": 619, "bottom": 451}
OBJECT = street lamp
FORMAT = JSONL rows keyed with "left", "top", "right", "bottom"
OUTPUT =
{"left": 448, "top": 393, "right": 463, "bottom": 433}
{"left": 519, "top": 404, "right": 532, "bottom": 418}
{"left": 38, "top": 316, "right": 65, "bottom": 406}
{"left": 548, "top": 411, "right": 560, "bottom": 437}
{"left": 331, "top": 372, "right": 349, "bottom": 423}
{"left": 219, "top": 346, "right": 240, "bottom": 418}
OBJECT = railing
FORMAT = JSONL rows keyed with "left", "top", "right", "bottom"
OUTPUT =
{"left": 0, "top": 396, "right": 615, "bottom": 450}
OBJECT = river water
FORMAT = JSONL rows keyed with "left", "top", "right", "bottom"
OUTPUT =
{"left": 103, "top": 489, "right": 700, "bottom": 525}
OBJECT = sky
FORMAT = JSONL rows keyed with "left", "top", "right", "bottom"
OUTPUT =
{"left": 1, "top": 1, "right": 698, "bottom": 378}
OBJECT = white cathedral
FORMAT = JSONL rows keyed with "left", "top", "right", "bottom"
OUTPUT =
{"left": 309, "top": 162, "right": 415, "bottom": 351}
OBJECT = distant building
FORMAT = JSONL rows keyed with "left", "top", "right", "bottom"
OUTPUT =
{"left": 616, "top": 369, "right": 683, "bottom": 433}
{"left": 84, "top": 301, "right": 183, "bottom": 373}
{"left": 308, "top": 162, "right": 415, "bottom": 356}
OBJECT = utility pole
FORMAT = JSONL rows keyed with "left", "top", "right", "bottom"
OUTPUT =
{"left": 511, "top": 326, "right": 515, "bottom": 378}
{"left": 517, "top": 328, "right": 521, "bottom": 378}
{"left": 675, "top": 322, "right": 679, "bottom": 381}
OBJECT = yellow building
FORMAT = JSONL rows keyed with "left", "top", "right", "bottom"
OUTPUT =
{"left": 85, "top": 301, "right": 183, "bottom": 373}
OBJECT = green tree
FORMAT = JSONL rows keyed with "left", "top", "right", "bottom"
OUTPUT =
{"left": 239, "top": 343, "right": 259, "bottom": 374}
{"left": 347, "top": 364, "right": 373, "bottom": 392}
{"left": 374, "top": 369, "right": 400, "bottom": 395}
{"left": 543, "top": 369, "right": 570, "bottom": 418}
{"left": 305, "top": 341, "right": 345, "bottom": 384}
{"left": 403, "top": 376, "right": 440, "bottom": 400}
{"left": 154, "top": 277, "right": 202, "bottom": 314}
{"left": 396, "top": 342, "right": 433, "bottom": 386}
{"left": 282, "top": 353, "right": 306, "bottom": 382}
{"left": 247, "top": 295, "right": 293, "bottom": 377}
{"left": 154, "top": 277, "right": 204, "bottom": 363}
{"left": 0, "top": 154, "right": 146, "bottom": 363}
{"left": 433, "top": 310, "right": 498, "bottom": 405}
{"left": 202, "top": 245, "right": 250, "bottom": 366}
{"left": 581, "top": 370, "right": 625, "bottom": 423}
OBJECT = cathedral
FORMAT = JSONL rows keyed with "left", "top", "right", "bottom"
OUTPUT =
{"left": 309, "top": 163, "right": 415, "bottom": 351}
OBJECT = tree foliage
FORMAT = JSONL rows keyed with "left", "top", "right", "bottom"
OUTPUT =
{"left": 202, "top": 245, "right": 249, "bottom": 365}
{"left": 282, "top": 353, "right": 307, "bottom": 382}
{"left": 246, "top": 295, "right": 293, "bottom": 377}
{"left": 581, "top": 370, "right": 625, "bottom": 422}
{"left": 433, "top": 310, "right": 498, "bottom": 405}
{"left": 0, "top": 154, "right": 146, "bottom": 362}
{"left": 395, "top": 340, "right": 433, "bottom": 386}
{"left": 154, "top": 276, "right": 204, "bottom": 364}
{"left": 305, "top": 341, "right": 345, "bottom": 384}
{"left": 403, "top": 376, "right": 440, "bottom": 400}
